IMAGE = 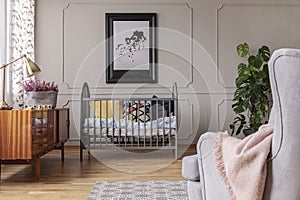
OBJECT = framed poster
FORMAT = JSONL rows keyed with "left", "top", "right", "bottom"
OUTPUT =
{"left": 106, "top": 13, "right": 157, "bottom": 83}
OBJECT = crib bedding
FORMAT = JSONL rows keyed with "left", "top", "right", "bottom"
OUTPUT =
{"left": 83, "top": 116, "right": 176, "bottom": 129}
{"left": 83, "top": 127, "right": 175, "bottom": 138}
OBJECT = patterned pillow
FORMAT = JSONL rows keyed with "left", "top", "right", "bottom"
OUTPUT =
{"left": 126, "top": 102, "right": 151, "bottom": 122}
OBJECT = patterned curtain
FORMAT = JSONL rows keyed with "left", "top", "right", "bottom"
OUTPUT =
{"left": 8, "top": 0, "right": 35, "bottom": 109}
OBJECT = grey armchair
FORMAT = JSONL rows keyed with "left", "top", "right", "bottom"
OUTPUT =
{"left": 182, "top": 48, "right": 300, "bottom": 200}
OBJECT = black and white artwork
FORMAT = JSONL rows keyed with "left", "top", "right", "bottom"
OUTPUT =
{"left": 114, "top": 21, "right": 149, "bottom": 70}
{"left": 106, "top": 13, "right": 156, "bottom": 83}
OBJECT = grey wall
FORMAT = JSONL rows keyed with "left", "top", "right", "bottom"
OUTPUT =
{"left": 35, "top": 0, "right": 300, "bottom": 146}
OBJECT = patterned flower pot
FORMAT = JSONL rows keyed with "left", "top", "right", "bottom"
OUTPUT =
{"left": 26, "top": 91, "right": 58, "bottom": 108}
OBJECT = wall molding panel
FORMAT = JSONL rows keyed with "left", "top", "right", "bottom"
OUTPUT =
{"left": 216, "top": 3, "right": 300, "bottom": 89}
{"left": 62, "top": 2, "right": 194, "bottom": 90}
{"left": 217, "top": 98, "right": 232, "bottom": 131}
{"left": 177, "top": 99, "right": 194, "bottom": 141}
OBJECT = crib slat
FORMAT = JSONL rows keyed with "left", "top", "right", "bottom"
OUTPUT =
{"left": 86, "top": 101, "right": 91, "bottom": 150}
{"left": 131, "top": 100, "right": 134, "bottom": 147}
{"left": 143, "top": 100, "right": 146, "bottom": 147}
{"left": 112, "top": 99, "right": 115, "bottom": 144}
{"left": 99, "top": 100, "right": 102, "bottom": 146}
{"left": 162, "top": 100, "right": 165, "bottom": 147}
{"left": 150, "top": 100, "right": 153, "bottom": 147}
{"left": 169, "top": 100, "right": 171, "bottom": 147}
{"left": 175, "top": 97, "right": 178, "bottom": 159}
{"left": 93, "top": 100, "right": 96, "bottom": 148}
{"left": 125, "top": 100, "right": 128, "bottom": 147}
{"left": 137, "top": 100, "right": 140, "bottom": 147}
{"left": 118, "top": 100, "right": 121, "bottom": 146}
{"left": 156, "top": 100, "right": 159, "bottom": 147}
{"left": 106, "top": 100, "right": 108, "bottom": 145}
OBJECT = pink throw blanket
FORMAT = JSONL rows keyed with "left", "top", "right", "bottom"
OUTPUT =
{"left": 214, "top": 124, "right": 273, "bottom": 200}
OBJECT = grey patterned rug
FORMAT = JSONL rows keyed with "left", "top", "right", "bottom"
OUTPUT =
{"left": 87, "top": 180, "right": 188, "bottom": 200}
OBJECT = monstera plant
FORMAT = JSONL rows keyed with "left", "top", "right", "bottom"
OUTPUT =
{"left": 230, "top": 43, "right": 272, "bottom": 136}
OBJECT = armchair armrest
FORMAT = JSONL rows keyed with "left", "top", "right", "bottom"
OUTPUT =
{"left": 197, "top": 132, "right": 229, "bottom": 200}
{"left": 182, "top": 154, "right": 200, "bottom": 181}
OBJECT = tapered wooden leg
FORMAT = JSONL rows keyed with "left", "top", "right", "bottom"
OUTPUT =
{"left": 0, "top": 159, "right": 2, "bottom": 181}
{"left": 35, "top": 158, "right": 40, "bottom": 180}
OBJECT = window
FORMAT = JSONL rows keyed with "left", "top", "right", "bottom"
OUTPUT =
{"left": 0, "top": 1, "right": 35, "bottom": 108}
{"left": 0, "top": 0, "right": 7, "bottom": 101}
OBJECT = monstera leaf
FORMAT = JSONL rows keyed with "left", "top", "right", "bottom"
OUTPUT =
{"left": 237, "top": 43, "right": 250, "bottom": 58}
{"left": 259, "top": 46, "right": 271, "bottom": 62}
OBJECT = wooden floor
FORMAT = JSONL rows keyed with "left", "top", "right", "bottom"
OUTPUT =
{"left": 0, "top": 145, "right": 196, "bottom": 200}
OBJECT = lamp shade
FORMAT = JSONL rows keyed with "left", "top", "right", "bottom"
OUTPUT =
{"left": 24, "top": 57, "right": 41, "bottom": 77}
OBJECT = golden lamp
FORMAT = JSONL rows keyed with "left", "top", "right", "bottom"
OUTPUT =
{"left": 0, "top": 54, "right": 41, "bottom": 110}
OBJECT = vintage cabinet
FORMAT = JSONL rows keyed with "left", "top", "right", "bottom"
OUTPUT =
{"left": 0, "top": 108, "right": 69, "bottom": 180}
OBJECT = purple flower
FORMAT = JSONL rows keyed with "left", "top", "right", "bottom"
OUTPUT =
{"left": 19, "top": 78, "right": 59, "bottom": 92}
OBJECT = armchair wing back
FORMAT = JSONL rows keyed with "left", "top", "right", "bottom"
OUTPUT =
{"left": 182, "top": 48, "right": 300, "bottom": 200}
{"left": 264, "top": 48, "right": 300, "bottom": 199}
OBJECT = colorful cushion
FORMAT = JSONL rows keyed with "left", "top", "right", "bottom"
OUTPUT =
{"left": 126, "top": 102, "right": 151, "bottom": 122}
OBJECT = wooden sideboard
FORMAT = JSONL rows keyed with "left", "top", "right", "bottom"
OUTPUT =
{"left": 0, "top": 108, "right": 69, "bottom": 180}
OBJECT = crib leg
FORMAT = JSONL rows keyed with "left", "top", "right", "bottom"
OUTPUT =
{"left": 80, "top": 140, "right": 84, "bottom": 162}
{"left": 172, "top": 149, "right": 177, "bottom": 160}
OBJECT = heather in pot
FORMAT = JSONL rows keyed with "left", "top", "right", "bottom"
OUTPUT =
{"left": 20, "top": 79, "right": 59, "bottom": 108}
{"left": 21, "top": 79, "right": 58, "bottom": 92}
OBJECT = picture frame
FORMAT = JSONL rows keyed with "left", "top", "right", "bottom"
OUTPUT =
{"left": 106, "top": 13, "right": 157, "bottom": 83}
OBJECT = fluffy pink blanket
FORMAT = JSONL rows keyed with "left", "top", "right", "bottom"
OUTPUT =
{"left": 214, "top": 124, "right": 273, "bottom": 200}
